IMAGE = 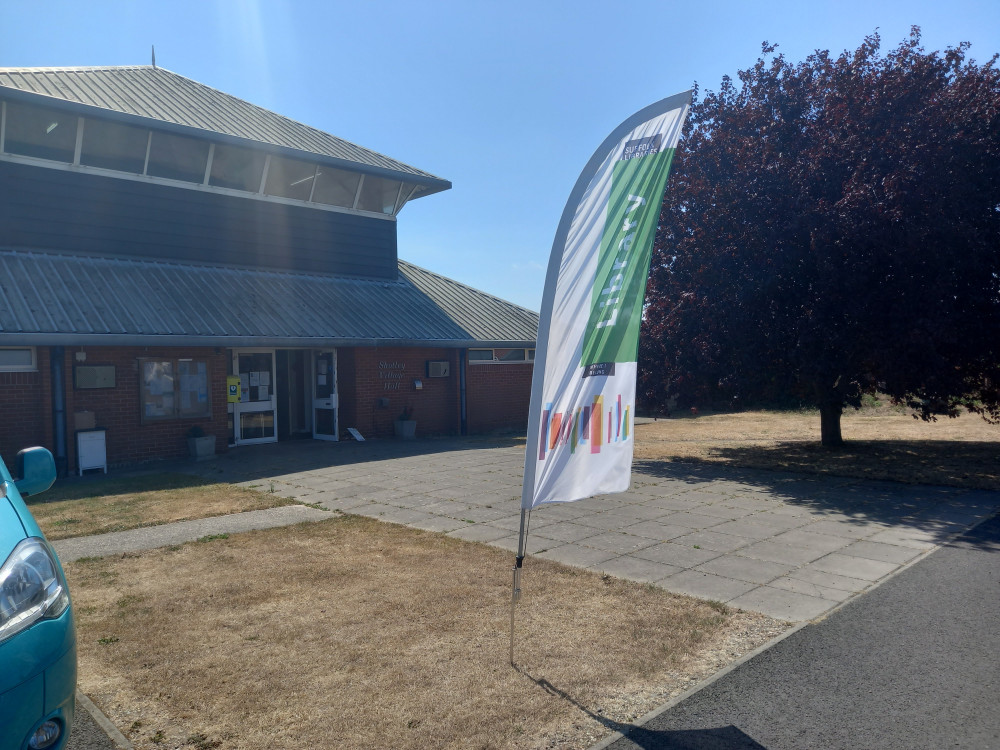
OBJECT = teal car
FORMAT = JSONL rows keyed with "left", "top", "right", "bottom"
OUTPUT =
{"left": 0, "top": 448, "right": 76, "bottom": 750}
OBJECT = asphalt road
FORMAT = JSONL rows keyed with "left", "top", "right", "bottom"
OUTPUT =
{"left": 66, "top": 700, "right": 118, "bottom": 750}
{"left": 603, "top": 512, "right": 1000, "bottom": 750}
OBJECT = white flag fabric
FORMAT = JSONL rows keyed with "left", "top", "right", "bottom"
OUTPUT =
{"left": 522, "top": 92, "right": 691, "bottom": 510}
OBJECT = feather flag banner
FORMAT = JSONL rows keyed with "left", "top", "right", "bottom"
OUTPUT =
{"left": 522, "top": 92, "right": 691, "bottom": 510}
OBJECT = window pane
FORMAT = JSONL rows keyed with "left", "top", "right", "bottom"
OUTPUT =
{"left": 146, "top": 131, "right": 210, "bottom": 182}
{"left": 0, "top": 347, "right": 34, "bottom": 369}
{"left": 356, "top": 176, "right": 402, "bottom": 214}
{"left": 4, "top": 100, "right": 77, "bottom": 162}
{"left": 498, "top": 349, "right": 526, "bottom": 362}
{"left": 177, "top": 360, "right": 211, "bottom": 418}
{"left": 312, "top": 165, "right": 361, "bottom": 208}
{"left": 141, "top": 360, "right": 175, "bottom": 420}
{"left": 237, "top": 352, "right": 273, "bottom": 403}
{"left": 393, "top": 183, "right": 419, "bottom": 213}
{"left": 80, "top": 118, "right": 148, "bottom": 173}
{"left": 209, "top": 143, "right": 266, "bottom": 192}
{"left": 240, "top": 411, "right": 275, "bottom": 440}
{"left": 264, "top": 156, "right": 316, "bottom": 200}
{"left": 468, "top": 349, "right": 494, "bottom": 362}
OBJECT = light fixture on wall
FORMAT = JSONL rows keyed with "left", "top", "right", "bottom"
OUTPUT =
{"left": 413, "top": 379, "right": 423, "bottom": 390}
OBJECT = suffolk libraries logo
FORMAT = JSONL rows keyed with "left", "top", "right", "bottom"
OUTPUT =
{"left": 621, "top": 133, "right": 662, "bottom": 160}
{"left": 537, "top": 392, "right": 632, "bottom": 461}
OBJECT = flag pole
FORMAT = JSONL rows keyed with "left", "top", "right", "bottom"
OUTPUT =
{"left": 510, "top": 507, "right": 529, "bottom": 665}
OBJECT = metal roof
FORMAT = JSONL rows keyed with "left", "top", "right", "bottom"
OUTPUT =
{"left": 398, "top": 261, "right": 538, "bottom": 344}
{"left": 0, "top": 66, "right": 450, "bottom": 192}
{"left": 0, "top": 248, "right": 537, "bottom": 348}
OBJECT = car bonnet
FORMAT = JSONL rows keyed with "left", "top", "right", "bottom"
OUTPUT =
{"left": 0, "top": 454, "right": 32, "bottom": 552}
{"left": 0, "top": 485, "right": 30, "bottom": 555}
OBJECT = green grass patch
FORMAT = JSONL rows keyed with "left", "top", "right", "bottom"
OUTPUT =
{"left": 196, "top": 534, "right": 230, "bottom": 543}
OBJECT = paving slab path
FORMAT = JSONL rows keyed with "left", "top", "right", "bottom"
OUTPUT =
{"left": 176, "top": 437, "right": 1000, "bottom": 622}
{"left": 53, "top": 504, "right": 330, "bottom": 563}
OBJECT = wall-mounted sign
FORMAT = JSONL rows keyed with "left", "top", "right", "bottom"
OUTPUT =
{"left": 74, "top": 365, "right": 116, "bottom": 389}
{"left": 227, "top": 375, "right": 241, "bottom": 403}
{"left": 379, "top": 360, "right": 406, "bottom": 390}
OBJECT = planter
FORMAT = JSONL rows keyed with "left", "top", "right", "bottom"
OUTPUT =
{"left": 394, "top": 420, "right": 417, "bottom": 440}
{"left": 187, "top": 435, "right": 216, "bottom": 461}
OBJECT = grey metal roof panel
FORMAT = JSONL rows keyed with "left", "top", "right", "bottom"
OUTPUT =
{"left": 398, "top": 260, "right": 538, "bottom": 345}
{"left": 0, "top": 249, "right": 537, "bottom": 348}
{"left": 0, "top": 66, "right": 449, "bottom": 190}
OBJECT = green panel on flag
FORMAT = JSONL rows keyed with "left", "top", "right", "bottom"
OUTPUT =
{"left": 581, "top": 144, "right": 676, "bottom": 368}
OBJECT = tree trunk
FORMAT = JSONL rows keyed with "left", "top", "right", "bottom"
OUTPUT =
{"left": 820, "top": 402, "right": 844, "bottom": 447}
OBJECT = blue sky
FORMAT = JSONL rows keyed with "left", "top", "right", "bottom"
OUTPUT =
{"left": 3, "top": 1, "right": 998, "bottom": 311}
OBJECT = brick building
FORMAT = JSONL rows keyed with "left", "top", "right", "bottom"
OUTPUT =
{"left": 0, "top": 66, "right": 537, "bottom": 474}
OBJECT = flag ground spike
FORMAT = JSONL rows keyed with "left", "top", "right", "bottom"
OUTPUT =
{"left": 510, "top": 507, "right": 529, "bottom": 665}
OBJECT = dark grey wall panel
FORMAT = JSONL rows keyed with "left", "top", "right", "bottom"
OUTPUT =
{"left": 0, "top": 161, "right": 398, "bottom": 279}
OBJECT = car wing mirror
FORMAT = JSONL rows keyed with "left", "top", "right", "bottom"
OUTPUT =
{"left": 15, "top": 447, "right": 56, "bottom": 497}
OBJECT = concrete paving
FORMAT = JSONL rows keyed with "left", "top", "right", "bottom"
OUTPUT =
{"left": 172, "top": 436, "right": 1000, "bottom": 622}
{"left": 53, "top": 504, "right": 331, "bottom": 563}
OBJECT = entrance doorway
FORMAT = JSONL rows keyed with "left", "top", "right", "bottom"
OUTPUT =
{"left": 230, "top": 348, "right": 337, "bottom": 445}
{"left": 276, "top": 350, "right": 310, "bottom": 440}
{"left": 232, "top": 350, "right": 277, "bottom": 445}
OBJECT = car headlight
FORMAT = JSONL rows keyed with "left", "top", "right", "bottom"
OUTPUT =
{"left": 0, "top": 538, "right": 70, "bottom": 644}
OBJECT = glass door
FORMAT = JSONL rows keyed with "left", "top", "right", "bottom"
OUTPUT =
{"left": 233, "top": 350, "right": 277, "bottom": 444}
{"left": 312, "top": 350, "right": 338, "bottom": 441}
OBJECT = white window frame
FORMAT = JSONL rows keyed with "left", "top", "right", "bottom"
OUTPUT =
{"left": 0, "top": 99, "right": 412, "bottom": 219}
{"left": 467, "top": 348, "right": 535, "bottom": 365}
{"left": 0, "top": 346, "right": 37, "bottom": 372}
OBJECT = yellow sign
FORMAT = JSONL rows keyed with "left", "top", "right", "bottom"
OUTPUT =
{"left": 227, "top": 375, "right": 241, "bottom": 403}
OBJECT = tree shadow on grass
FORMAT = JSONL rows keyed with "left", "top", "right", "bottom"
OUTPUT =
{"left": 30, "top": 472, "right": 213, "bottom": 504}
{"left": 516, "top": 668, "right": 766, "bottom": 749}
{"left": 694, "top": 439, "right": 1000, "bottom": 491}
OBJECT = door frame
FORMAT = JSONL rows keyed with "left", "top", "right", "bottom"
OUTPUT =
{"left": 232, "top": 348, "right": 278, "bottom": 445}
{"left": 312, "top": 349, "right": 339, "bottom": 441}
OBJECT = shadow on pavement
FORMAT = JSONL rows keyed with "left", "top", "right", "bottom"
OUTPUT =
{"left": 707, "top": 439, "right": 999, "bottom": 490}
{"left": 945, "top": 509, "right": 1000, "bottom": 551}
{"left": 612, "top": 725, "right": 767, "bottom": 749}
{"left": 49, "top": 435, "right": 525, "bottom": 489}
{"left": 632, "top": 455, "right": 999, "bottom": 551}
{"left": 517, "top": 668, "right": 765, "bottom": 750}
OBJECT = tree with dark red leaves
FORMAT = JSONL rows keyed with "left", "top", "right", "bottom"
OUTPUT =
{"left": 640, "top": 28, "right": 1000, "bottom": 446}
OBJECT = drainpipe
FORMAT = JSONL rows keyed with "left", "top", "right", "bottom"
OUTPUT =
{"left": 50, "top": 346, "right": 68, "bottom": 478}
{"left": 459, "top": 349, "right": 468, "bottom": 436}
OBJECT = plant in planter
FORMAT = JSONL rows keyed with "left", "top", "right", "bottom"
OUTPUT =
{"left": 394, "top": 406, "right": 416, "bottom": 440}
{"left": 186, "top": 425, "right": 216, "bottom": 461}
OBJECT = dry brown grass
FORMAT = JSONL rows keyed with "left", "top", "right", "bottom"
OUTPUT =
{"left": 68, "top": 516, "right": 784, "bottom": 750}
{"left": 634, "top": 409, "right": 1000, "bottom": 490}
{"left": 29, "top": 474, "right": 296, "bottom": 540}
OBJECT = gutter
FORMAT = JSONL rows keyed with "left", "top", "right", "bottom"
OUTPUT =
{"left": 0, "top": 333, "right": 538, "bottom": 349}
